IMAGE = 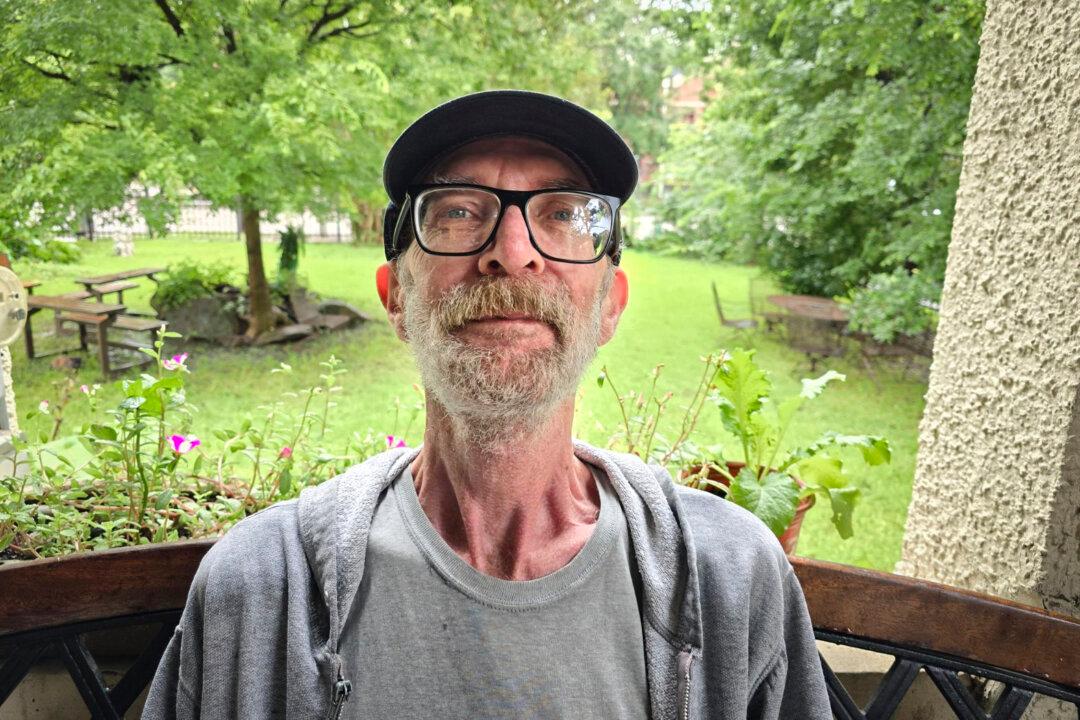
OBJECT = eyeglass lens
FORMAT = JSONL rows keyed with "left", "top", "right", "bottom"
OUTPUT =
{"left": 414, "top": 187, "right": 613, "bottom": 261}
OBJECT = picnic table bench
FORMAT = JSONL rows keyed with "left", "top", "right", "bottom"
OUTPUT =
{"left": 24, "top": 295, "right": 165, "bottom": 378}
{"left": 0, "top": 543, "right": 1076, "bottom": 719}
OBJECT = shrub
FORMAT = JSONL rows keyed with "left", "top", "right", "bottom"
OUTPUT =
{"left": 0, "top": 235, "right": 80, "bottom": 264}
{"left": 151, "top": 261, "right": 236, "bottom": 311}
{"left": 847, "top": 270, "right": 940, "bottom": 343}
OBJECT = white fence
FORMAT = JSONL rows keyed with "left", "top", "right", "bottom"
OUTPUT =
{"left": 71, "top": 198, "right": 354, "bottom": 243}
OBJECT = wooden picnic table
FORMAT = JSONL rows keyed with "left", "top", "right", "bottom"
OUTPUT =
{"left": 24, "top": 296, "right": 127, "bottom": 377}
{"left": 20, "top": 280, "right": 41, "bottom": 295}
{"left": 767, "top": 294, "right": 848, "bottom": 323}
{"left": 72, "top": 267, "right": 166, "bottom": 292}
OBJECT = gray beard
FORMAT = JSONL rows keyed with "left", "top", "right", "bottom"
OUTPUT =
{"left": 399, "top": 265, "right": 609, "bottom": 451}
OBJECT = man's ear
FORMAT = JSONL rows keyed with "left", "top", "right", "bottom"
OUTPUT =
{"left": 377, "top": 262, "right": 408, "bottom": 342}
{"left": 599, "top": 267, "right": 629, "bottom": 346}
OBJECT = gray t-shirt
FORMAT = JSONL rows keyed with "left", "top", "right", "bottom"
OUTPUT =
{"left": 338, "top": 464, "right": 650, "bottom": 719}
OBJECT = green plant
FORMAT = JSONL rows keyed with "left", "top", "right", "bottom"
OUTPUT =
{"left": 0, "top": 329, "right": 422, "bottom": 560}
{"left": 0, "top": 234, "right": 80, "bottom": 264}
{"left": 847, "top": 269, "right": 940, "bottom": 344}
{"left": 277, "top": 225, "right": 305, "bottom": 283}
{"left": 601, "top": 349, "right": 891, "bottom": 540}
{"left": 151, "top": 261, "right": 236, "bottom": 311}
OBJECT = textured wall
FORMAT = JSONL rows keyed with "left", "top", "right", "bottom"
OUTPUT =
{"left": 897, "top": 0, "right": 1080, "bottom": 625}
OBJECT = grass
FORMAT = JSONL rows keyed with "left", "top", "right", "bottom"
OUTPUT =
{"left": 8, "top": 236, "right": 927, "bottom": 570}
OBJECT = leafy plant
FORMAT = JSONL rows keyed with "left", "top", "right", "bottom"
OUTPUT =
{"left": 847, "top": 269, "right": 940, "bottom": 343}
{"left": 277, "top": 225, "right": 306, "bottom": 284}
{"left": 150, "top": 261, "right": 236, "bottom": 311}
{"left": 601, "top": 349, "right": 891, "bottom": 540}
{"left": 0, "top": 234, "right": 80, "bottom": 264}
{"left": 0, "top": 329, "right": 422, "bottom": 560}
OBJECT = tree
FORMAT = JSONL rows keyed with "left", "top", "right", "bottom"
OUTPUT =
{"left": 656, "top": 0, "right": 984, "bottom": 332}
{"left": 0, "top": 0, "right": 614, "bottom": 338}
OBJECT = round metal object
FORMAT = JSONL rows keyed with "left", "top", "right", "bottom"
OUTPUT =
{"left": 0, "top": 266, "right": 29, "bottom": 346}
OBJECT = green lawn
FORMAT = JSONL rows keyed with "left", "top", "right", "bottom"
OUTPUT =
{"left": 9, "top": 237, "right": 927, "bottom": 570}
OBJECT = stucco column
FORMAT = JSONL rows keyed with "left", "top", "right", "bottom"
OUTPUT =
{"left": 897, "top": 0, "right": 1080, "bottom": 629}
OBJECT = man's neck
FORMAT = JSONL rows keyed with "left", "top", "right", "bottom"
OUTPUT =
{"left": 409, "top": 397, "right": 601, "bottom": 581}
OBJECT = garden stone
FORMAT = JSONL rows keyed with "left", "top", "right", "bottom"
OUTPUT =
{"left": 159, "top": 296, "right": 240, "bottom": 341}
{"left": 317, "top": 299, "right": 369, "bottom": 325}
{"left": 288, "top": 288, "right": 322, "bottom": 324}
{"left": 314, "top": 314, "right": 352, "bottom": 332}
{"left": 253, "top": 323, "right": 314, "bottom": 345}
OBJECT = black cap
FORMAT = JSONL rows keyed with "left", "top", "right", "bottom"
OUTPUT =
{"left": 382, "top": 90, "right": 638, "bottom": 205}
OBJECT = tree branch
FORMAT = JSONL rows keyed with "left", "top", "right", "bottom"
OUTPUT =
{"left": 154, "top": 0, "right": 185, "bottom": 37}
{"left": 311, "top": 18, "right": 374, "bottom": 44}
{"left": 307, "top": 2, "right": 358, "bottom": 43}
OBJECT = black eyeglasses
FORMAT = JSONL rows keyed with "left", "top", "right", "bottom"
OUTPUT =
{"left": 390, "top": 183, "right": 622, "bottom": 264}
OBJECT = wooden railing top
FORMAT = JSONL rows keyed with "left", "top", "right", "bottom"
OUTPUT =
{"left": 1, "top": 543, "right": 1077, "bottom": 689}
{"left": 791, "top": 556, "right": 1080, "bottom": 688}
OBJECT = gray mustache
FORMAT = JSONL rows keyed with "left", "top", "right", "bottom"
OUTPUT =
{"left": 434, "top": 278, "right": 574, "bottom": 338}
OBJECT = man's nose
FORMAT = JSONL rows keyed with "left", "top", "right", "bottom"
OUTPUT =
{"left": 477, "top": 205, "right": 545, "bottom": 276}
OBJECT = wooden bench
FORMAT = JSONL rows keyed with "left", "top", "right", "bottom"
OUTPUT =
{"left": 58, "top": 312, "right": 167, "bottom": 376}
{"left": 0, "top": 546, "right": 1076, "bottom": 718}
{"left": 24, "top": 297, "right": 126, "bottom": 378}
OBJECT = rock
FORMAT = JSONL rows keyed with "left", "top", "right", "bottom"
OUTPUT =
{"left": 314, "top": 313, "right": 352, "bottom": 331}
{"left": 289, "top": 288, "right": 322, "bottom": 324}
{"left": 271, "top": 306, "right": 291, "bottom": 327}
{"left": 253, "top": 323, "right": 314, "bottom": 346}
{"left": 158, "top": 295, "right": 241, "bottom": 342}
{"left": 316, "top": 300, "right": 370, "bottom": 325}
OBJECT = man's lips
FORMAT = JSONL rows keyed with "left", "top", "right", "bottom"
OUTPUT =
{"left": 452, "top": 315, "right": 559, "bottom": 341}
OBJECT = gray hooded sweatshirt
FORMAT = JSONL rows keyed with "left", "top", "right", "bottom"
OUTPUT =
{"left": 143, "top": 442, "right": 831, "bottom": 720}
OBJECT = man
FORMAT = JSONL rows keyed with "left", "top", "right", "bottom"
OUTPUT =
{"left": 144, "top": 90, "right": 832, "bottom": 720}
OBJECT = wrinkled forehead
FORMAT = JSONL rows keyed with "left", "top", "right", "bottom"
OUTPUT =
{"left": 423, "top": 136, "right": 593, "bottom": 190}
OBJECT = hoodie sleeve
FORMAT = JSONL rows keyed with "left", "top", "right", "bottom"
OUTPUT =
{"left": 746, "top": 567, "right": 831, "bottom": 720}
{"left": 142, "top": 559, "right": 208, "bottom": 719}
{"left": 142, "top": 623, "right": 202, "bottom": 719}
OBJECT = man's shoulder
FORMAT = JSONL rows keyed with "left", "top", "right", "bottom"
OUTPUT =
{"left": 195, "top": 500, "right": 302, "bottom": 590}
{"left": 673, "top": 484, "right": 792, "bottom": 582}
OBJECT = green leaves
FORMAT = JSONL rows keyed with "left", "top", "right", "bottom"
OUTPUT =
{"left": 795, "top": 456, "right": 862, "bottom": 540}
{"left": 712, "top": 349, "right": 770, "bottom": 448}
{"left": 700, "top": 347, "right": 886, "bottom": 542}
{"left": 800, "top": 370, "right": 846, "bottom": 399}
{"left": 728, "top": 467, "right": 798, "bottom": 537}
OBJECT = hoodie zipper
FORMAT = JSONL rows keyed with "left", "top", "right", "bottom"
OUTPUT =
{"left": 326, "top": 671, "right": 352, "bottom": 720}
{"left": 677, "top": 649, "right": 694, "bottom": 720}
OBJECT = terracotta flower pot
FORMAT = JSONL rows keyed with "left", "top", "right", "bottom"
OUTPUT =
{"left": 683, "top": 461, "right": 815, "bottom": 555}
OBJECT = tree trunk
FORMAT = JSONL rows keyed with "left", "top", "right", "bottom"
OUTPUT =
{"left": 241, "top": 203, "right": 274, "bottom": 339}
{"left": 351, "top": 197, "right": 381, "bottom": 245}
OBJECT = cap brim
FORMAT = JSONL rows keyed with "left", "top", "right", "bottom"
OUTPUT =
{"left": 383, "top": 90, "right": 638, "bottom": 205}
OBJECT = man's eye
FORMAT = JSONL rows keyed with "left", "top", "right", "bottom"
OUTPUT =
{"left": 550, "top": 208, "right": 575, "bottom": 222}
{"left": 446, "top": 208, "right": 471, "bottom": 219}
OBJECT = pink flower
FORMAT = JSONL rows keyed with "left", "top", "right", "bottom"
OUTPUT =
{"left": 80, "top": 384, "right": 90, "bottom": 394}
{"left": 169, "top": 434, "right": 200, "bottom": 454}
{"left": 37, "top": 400, "right": 49, "bottom": 413}
{"left": 386, "top": 435, "right": 407, "bottom": 449}
{"left": 279, "top": 446, "right": 293, "bottom": 459}
{"left": 163, "top": 352, "right": 189, "bottom": 372}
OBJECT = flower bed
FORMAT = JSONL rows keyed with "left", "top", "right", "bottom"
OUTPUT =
{"left": 0, "top": 330, "right": 418, "bottom": 561}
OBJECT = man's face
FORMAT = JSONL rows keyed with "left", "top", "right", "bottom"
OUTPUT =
{"left": 380, "top": 136, "right": 629, "bottom": 440}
